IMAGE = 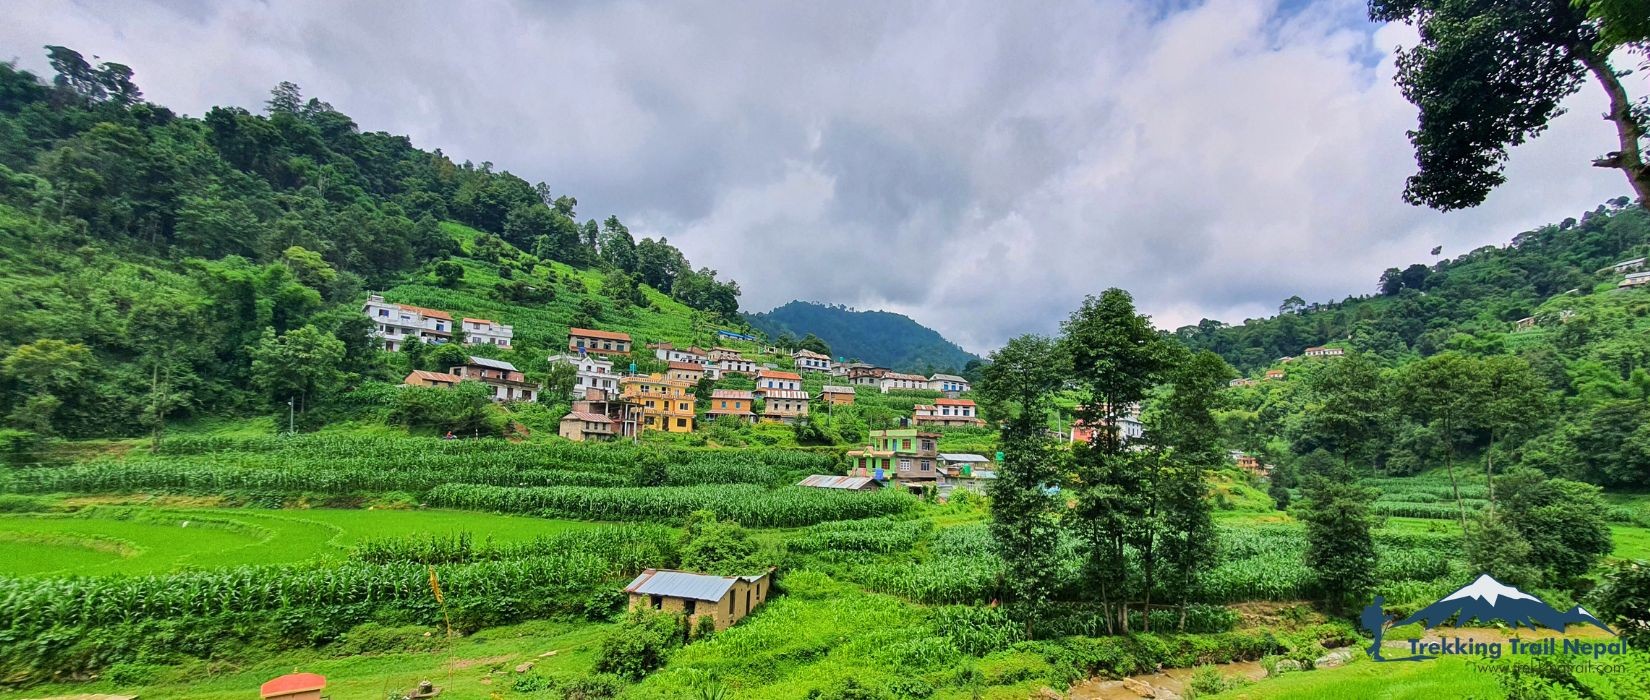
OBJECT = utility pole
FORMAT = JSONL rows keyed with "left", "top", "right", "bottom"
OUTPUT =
{"left": 287, "top": 397, "right": 295, "bottom": 435}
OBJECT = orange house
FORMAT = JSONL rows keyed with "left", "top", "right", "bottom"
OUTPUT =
{"left": 569, "top": 328, "right": 633, "bottom": 356}
{"left": 707, "top": 389, "right": 755, "bottom": 422}
{"left": 402, "top": 369, "right": 461, "bottom": 389}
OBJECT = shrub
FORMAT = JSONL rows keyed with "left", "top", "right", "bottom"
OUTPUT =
{"left": 594, "top": 609, "right": 687, "bottom": 682}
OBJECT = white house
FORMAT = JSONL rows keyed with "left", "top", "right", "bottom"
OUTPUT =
{"left": 755, "top": 370, "right": 802, "bottom": 392}
{"left": 928, "top": 373, "right": 971, "bottom": 393}
{"left": 792, "top": 349, "right": 832, "bottom": 374}
{"left": 655, "top": 346, "right": 710, "bottom": 364}
{"left": 1612, "top": 257, "right": 1646, "bottom": 274}
{"left": 878, "top": 372, "right": 928, "bottom": 393}
{"left": 462, "top": 317, "right": 513, "bottom": 348}
{"left": 549, "top": 353, "right": 618, "bottom": 398}
{"left": 1621, "top": 271, "right": 1650, "bottom": 289}
{"left": 363, "top": 294, "right": 453, "bottom": 352}
{"left": 1303, "top": 346, "right": 1344, "bottom": 358}
{"left": 719, "top": 356, "right": 757, "bottom": 375}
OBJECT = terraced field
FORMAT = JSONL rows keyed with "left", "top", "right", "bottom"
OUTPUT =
{"left": 0, "top": 507, "right": 608, "bottom": 576}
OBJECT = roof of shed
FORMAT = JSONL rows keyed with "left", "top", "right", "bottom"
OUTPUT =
{"left": 625, "top": 569, "right": 739, "bottom": 602}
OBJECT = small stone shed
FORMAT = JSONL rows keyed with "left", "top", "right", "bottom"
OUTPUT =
{"left": 623, "top": 568, "right": 773, "bottom": 632}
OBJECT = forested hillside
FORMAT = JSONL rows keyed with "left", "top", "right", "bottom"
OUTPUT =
{"left": 0, "top": 47, "right": 744, "bottom": 440}
{"left": 746, "top": 300, "right": 980, "bottom": 373}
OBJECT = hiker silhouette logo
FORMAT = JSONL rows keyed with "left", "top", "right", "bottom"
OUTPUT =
{"left": 1362, "top": 574, "right": 1617, "bottom": 662}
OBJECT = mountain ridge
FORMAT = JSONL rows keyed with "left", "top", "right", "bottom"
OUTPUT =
{"left": 744, "top": 300, "right": 980, "bottom": 373}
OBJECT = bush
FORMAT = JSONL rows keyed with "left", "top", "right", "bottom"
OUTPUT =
{"left": 594, "top": 608, "right": 687, "bottom": 682}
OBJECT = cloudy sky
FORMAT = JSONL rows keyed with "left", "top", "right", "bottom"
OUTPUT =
{"left": 5, "top": 0, "right": 1643, "bottom": 352}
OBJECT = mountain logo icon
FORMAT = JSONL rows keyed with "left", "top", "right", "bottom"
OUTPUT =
{"left": 1360, "top": 574, "right": 1615, "bottom": 662}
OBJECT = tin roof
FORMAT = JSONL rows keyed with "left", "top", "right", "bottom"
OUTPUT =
{"left": 562, "top": 411, "right": 612, "bottom": 423}
{"left": 624, "top": 569, "right": 737, "bottom": 602}
{"left": 763, "top": 389, "right": 810, "bottom": 400}
{"left": 883, "top": 372, "right": 927, "bottom": 381}
{"left": 466, "top": 356, "right": 519, "bottom": 372}
{"left": 406, "top": 370, "right": 461, "bottom": 383}
{"left": 798, "top": 475, "right": 879, "bottom": 489}
{"left": 570, "top": 327, "right": 632, "bottom": 342}
{"left": 935, "top": 398, "right": 976, "bottom": 406}
{"left": 792, "top": 349, "right": 830, "bottom": 359}
{"left": 939, "top": 453, "right": 990, "bottom": 462}
{"left": 711, "top": 389, "right": 754, "bottom": 399}
{"left": 396, "top": 303, "right": 452, "bottom": 320}
{"left": 261, "top": 672, "right": 326, "bottom": 697}
{"left": 929, "top": 373, "right": 966, "bottom": 382}
{"left": 821, "top": 384, "right": 854, "bottom": 393}
{"left": 668, "top": 361, "right": 706, "bottom": 371}
{"left": 463, "top": 317, "right": 496, "bottom": 325}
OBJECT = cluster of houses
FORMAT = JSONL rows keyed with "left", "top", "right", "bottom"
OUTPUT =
{"left": 791, "top": 425, "right": 996, "bottom": 496}
{"left": 363, "top": 294, "right": 513, "bottom": 351}
{"left": 1228, "top": 345, "right": 1344, "bottom": 386}
{"left": 402, "top": 356, "right": 542, "bottom": 402}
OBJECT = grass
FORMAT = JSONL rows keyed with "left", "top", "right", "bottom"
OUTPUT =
{"left": 0, "top": 619, "right": 613, "bottom": 700}
{"left": 0, "top": 506, "right": 614, "bottom": 576}
{"left": 1209, "top": 655, "right": 1506, "bottom": 699}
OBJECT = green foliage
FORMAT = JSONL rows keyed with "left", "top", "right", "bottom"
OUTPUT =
{"left": 746, "top": 301, "right": 978, "bottom": 372}
{"left": 1297, "top": 477, "right": 1380, "bottom": 611}
{"left": 595, "top": 608, "right": 687, "bottom": 682}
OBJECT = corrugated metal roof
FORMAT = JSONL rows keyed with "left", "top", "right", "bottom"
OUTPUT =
{"left": 762, "top": 389, "right": 810, "bottom": 400}
{"left": 624, "top": 569, "right": 736, "bottom": 602}
{"left": 797, "top": 475, "right": 878, "bottom": 489}
{"left": 712, "top": 389, "right": 754, "bottom": 399}
{"left": 570, "top": 327, "right": 632, "bottom": 341}
{"left": 929, "top": 373, "right": 966, "bottom": 381}
{"left": 466, "top": 356, "right": 519, "bottom": 372}
{"left": 562, "top": 411, "right": 612, "bottom": 422}
{"left": 820, "top": 385, "right": 854, "bottom": 393}
{"left": 939, "top": 453, "right": 990, "bottom": 462}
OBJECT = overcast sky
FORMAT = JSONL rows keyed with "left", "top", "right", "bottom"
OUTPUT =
{"left": 6, "top": 0, "right": 1644, "bottom": 353}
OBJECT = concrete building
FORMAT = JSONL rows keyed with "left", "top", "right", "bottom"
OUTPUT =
{"left": 461, "top": 317, "right": 513, "bottom": 348}
{"left": 1070, "top": 404, "right": 1144, "bottom": 446}
{"left": 1303, "top": 346, "right": 1344, "bottom": 358}
{"left": 622, "top": 374, "right": 695, "bottom": 433}
{"left": 792, "top": 349, "right": 832, "bottom": 373}
{"left": 760, "top": 389, "right": 810, "bottom": 423}
{"left": 819, "top": 385, "right": 856, "bottom": 405}
{"left": 847, "top": 365, "right": 887, "bottom": 387}
{"left": 559, "top": 409, "right": 616, "bottom": 442}
{"left": 755, "top": 369, "right": 802, "bottom": 392}
{"left": 667, "top": 360, "right": 707, "bottom": 384}
{"left": 548, "top": 353, "right": 620, "bottom": 398}
{"left": 913, "top": 398, "right": 984, "bottom": 427}
{"left": 625, "top": 568, "right": 773, "bottom": 633}
{"left": 848, "top": 428, "right": 941, "bottom": 491}
{"left": 1612, "top": 257, "right": 1646, "bottom": 274}
{"left": 362, "top": 294, "right": 453, "bottom": 351}
{"left": 1621, "top": 271, "right": 1650, "bottom": 289}
{"left": 878, "top": 372, "right": 928, "bottom": 393}
{"left": 719, "top": 356, "right": 758, "bottom": 375}
{"left": 402, "top": 369, "right": 461, "bottom": 389}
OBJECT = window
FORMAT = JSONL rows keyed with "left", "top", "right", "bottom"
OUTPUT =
{"left": 720, "top": 401, "right": 727, "bottom": 409}
{"left": 921, "top": 460, "right": 932, "bottom": 472}
{"left": 746, "top": 589, "right": 751, "bottom": 612}
{"left": 902, "top": 439, "right": 912, "bottom": 450}
{"left": 685, "top": 599, "right": 697, "bottom": 615}
{"left": 899, "top": 458, "right": 911, "bottom": 472}
{"left": 677, "top": 418, "right": 687, "bottom": 428}
{"left": 728, "top": 596, "right": 734, "bottom": 615}
{"left": 378, "top": 309, "right": 389, "bottom": 317}
{"left": 651, "top": 595, "right": 662, "bottom": 610}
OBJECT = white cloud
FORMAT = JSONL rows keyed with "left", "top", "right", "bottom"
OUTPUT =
{"left": 4, "top": 0, "right": 1642, "bottom": 353}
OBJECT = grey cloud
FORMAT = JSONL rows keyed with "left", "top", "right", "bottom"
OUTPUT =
{"left": 4, "top": 0, "right": 1643, "bottom": 354}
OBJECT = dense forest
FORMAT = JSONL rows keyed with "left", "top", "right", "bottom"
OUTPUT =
{"left": 746, "top": 301, "right": 980, "bottom": 373}
{"left": 0, "top": 46, "right": 742, "bottom": 439}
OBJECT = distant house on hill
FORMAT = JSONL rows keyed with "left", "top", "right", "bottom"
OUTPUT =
{"left": 1611, "top": 257, "right": 1646, "bottom": 274}
{"left": 847, "top": 365, "right": 887, "bottom": 386}
{"left": 450, "top": 356, "right": 540, "bottom": 402}
{"left": 549, "top": 353, "right": 619, "bottom": 398}
{"left": 848, "top": 428, "right": 941, "bottom": 491}
{"left": 707, "top": 389, "right": 755, "bottom": 423}
{"left": 761, "top": 389, "right": 810, "bottom": 422}
{"left": 363, "top": 294, "right": 453, "bottom": 351}
{"left": 878, "top": 372, "right": 928, "bottom": 393}
{"left": 1265, "top": 369, "right": 1286, "bottom": 380}
{"left": 656, "top": 345, "right": 709, "bottom": 364}
{"left": 1621, "top": 271, "right": 1650, "bottom": 290}
{"left": 755, "top": 370, "right": 802, "bottom": 392}
{"left": 913, "top": 398, "right": 984, "bottom": 427}
{"left": 621, "top": 374, "right": 695, "bottom": 433}
{"left": 709, "top": 347, "right": 743, "bottom": 362}
{"left": 462, "top": 317, "right": 513, "bottom": 348}
{"left": 1303, "top": 346, "right": 1344, "bottom": 358}
{"left": 1514, "top": 316, "right": 1537, "bottom": 331}
{"left": 928, "top": 373, "right": 971, "bottom": 393}
{"left": 625, "top": 568, "right": 773, "bottom": 633}
{"left": 819, "top": 385, "right": 856, "bottom": 405}
{"left": 719, "top": 356, "right": 757, "bottom": 375}
{"left": 402, "top": 369, "right": 461, "bottom": 389}
{"left": 1070, "top": 404, "right": 1143, "bottom": 445}
{"left": 792, "top": 349, "right": 832, "bottom": 373}
{"left": 1229, "top": 378, "right": 1255, "bottom": 387}
{"left": 568, "top": 328, "right": 632, "bottom": 356}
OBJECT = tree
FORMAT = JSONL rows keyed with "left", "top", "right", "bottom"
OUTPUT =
{"left": 1465, "top": 512, "right": 1542, "bottom": 590}
{"left": 432, "top": 259, "right": 464, "bottom": 288}
{"left": 1590, "top": 561, "right": 1650, "bottom": 649}
{"left": 978, "top": 334, "right": 1068, "bottom": 635}
{"left": 249, "top": 325, "right": 345, "bottom": 419}
{"left": 1378, "top": 267, "right": 1404, "bottom": 296}
{"left": 1494, "top": 468, "right": 1613, "bottom": 587}
{"left": 1, "top": 339, "right": 95, "bottom": 436}
{"left": 678, "top": 510, "right": 763, "bottom": 575}
{"left": 1371, "top": 0, "right": 1650, "bottom": 209}
{"left": 1478, "top": 355, "right": 1554, "bottom": 506}
{"left": 1297, "top": 352, "right": 1389, "bottom": 477}
{"left": 1297, "top": 476, "right": 1380, "bottom": 613}
{"left": 266, "top": 81, "right": 302, "bottom": 114}
{"left": 1395, "top": 353, "right": 1483, "bottom": 527}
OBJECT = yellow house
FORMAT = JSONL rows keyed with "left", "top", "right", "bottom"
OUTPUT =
{"left": 625, "top": 568, "right": 773, "bottom": 633}
{"left": 622, "top": 373, "right": 696, "bottom": 433}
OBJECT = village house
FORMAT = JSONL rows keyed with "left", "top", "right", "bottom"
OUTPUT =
{"left": 1303, "top": 346, "right": 1344, "bottom": 358}
{"left": 1070, "top": 404, "right": 1144, "bottom": 446}
{"left": 1265, "top": 369, "right": 1286, "bottom": 380}
{"left": 818, "top": 385, "right": 856, "bottom": 405}
{"left": 570, "top": 387, "right": 639, "bottom": 437}
{"left": 362, "top": 294, "right": 453, "bottom": 351}
{"left": 706, "top": 389, "right": 755, "bottom": 423}
{"left": 878, "top": 372, "right": 928, "bottom": 393}
{"left": 621, "top": 374, "right": 696, "bottom": 433}
{"left": 1621, "top": 271, "right": 1650, "bottom": 289}
{"left": 1229, "top": 378, "right": 1255, "bottom": 387}
{"left": 848, "top": 427, "right": 941, "bottom": 490}
{"left": 655, "top": 345, "right": 710, "bottom": 365}
{"left": 1229, "top": 450, "right": 1264, "bottom": 474}
{"left": 1612, "top": 257, "right": 1646, "bottom": 274}
{"left": 1277, "top": 356, "right": 1295, "bottom": 364}
{"left": 401, "top": 369, "right": 461, "bottom": 389}
{"left": 847, "top": 365, "right": 888, "bottom": 386}
{"left": 559, "top": 406, "right": 616, "bottom": 442}
{"left": 938, "top": 453, "right": 995, "bottom": 495}
{"left": 709, "top": 347, "right": 743, "bottom": 362}
{"left": 462, "top": 317, "right": 513, "bottom": 348}
{"left": 792, "top": 349, "right": 833, "bottom": 373}
{"left": 1514, "top": 316, "right": 1538, "bottom": 331}
{"left": 797, "top": 475, "right": 882, "bottom": 490}
{"left": 667, "top": 360, "right": 707, "bottom": 384}
{"left": 548, "top": 353, "right": 620, "bottom": 398}
{"left": 755, "top": 369, "right": 802, "bottom": 392}
{"left": 450, "top": 356, "right": 541, "bottom": 402}
{"left": 928, "top": 373, "right": 971, "bottom": 393}
{"left": 568, "top": 328, "right": 633, "bottom": 356}
{"left": 760, "top": 389, "right": 810, "bottom": 422}
{"left": 719, "top": 356, "right": 758, "bottom": 375}
{"left": 913, "top": 398, "right": 985, "bottom": 427}
{"left": 625, "top": 568, "right": 772, "bottom": 633}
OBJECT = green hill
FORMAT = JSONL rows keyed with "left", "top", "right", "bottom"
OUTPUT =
{"left": 745, "top": 300, "right": 980, "bottom": 373}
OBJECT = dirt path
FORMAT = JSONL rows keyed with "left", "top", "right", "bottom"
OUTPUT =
{"left": 1068, "top": 660, "right": 1266, "bottom": 700}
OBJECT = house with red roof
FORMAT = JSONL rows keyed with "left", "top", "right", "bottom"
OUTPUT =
{"left": 568, "top": 327, "right": 633, "bottom": 356}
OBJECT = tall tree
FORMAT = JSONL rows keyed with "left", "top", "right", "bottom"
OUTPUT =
{"left": 1395, "top": 353, "right": 1486, "bottom": 526}
{"left": 979, "top": 335, "right": 1068, "bottom": 636}
{"left": 1298, "top": 477, "right": 1380, "bottom": 613}
{"left": 1371, "top": 0, "right": 1650, "bottom": 209}
{"left": 1297, "top": 352, "right": 1390, "bottom": 476}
